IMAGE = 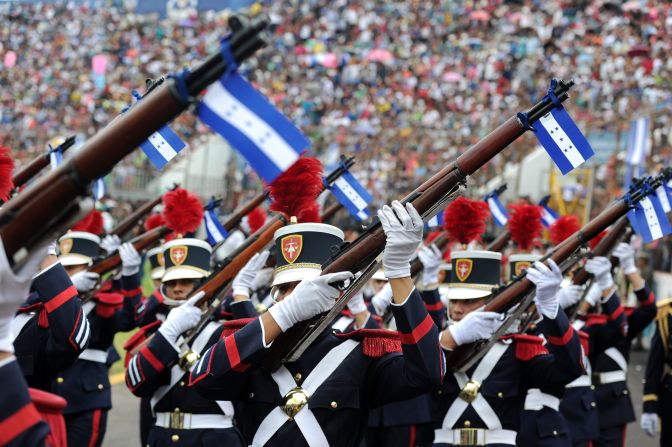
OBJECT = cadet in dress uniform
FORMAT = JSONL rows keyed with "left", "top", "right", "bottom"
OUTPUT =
{"left": 434, "top": 251, "right": 585, "bottom": 447}
{"left": 51, "top": 232, "right": 142, "bottom": 447}
{"left": 190, "top": 201, "right": 445, "bottom": 447}
{"left": 125, "top": 237, "right": 255, "bottom": 446}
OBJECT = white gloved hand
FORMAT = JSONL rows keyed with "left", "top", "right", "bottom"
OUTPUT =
{"left": 584, "top": 283, "right": 602, "bottom": 307}
{"left": 448, "top": 311, "right": 501, "bottom": 346}
{"left": 119, "top": 243, "right": 141, "bottom": 276}
{"left": 250, "top": 267, "right": 274, "bottom": 292}
{"left": 0, "top": 238, "right": 48, "bottom": 353}
{"left": 418, "top": 244, "right": 442, "bottom": 287}
{"left": 158, "top": 291, "right": 204, "bottom": 344}
{"left": 584, "top": 257, "right": 614, "bottom": 291}
{"left": 371, "top": 283, "right": 393, "bottom": 315}
{"left": 70, "top": 271, "right": 100, "bottom": 293}
{"left": 347, "top": 291, "right": 368, "bottom": 315}
{"left": 612, "top": 242, "right": 637, "bottom": 275}
{"left": 557, "top": 284, "right": 584, "bottom": 309}
{"left": 527, "top": 260, "right": 563, "bottom": 319}
{"left": 100, "top": 235, "right": 121, "bottom": 255}
{"left": 640, "top": 412, "right": 658, "bottom": 437}
{"left": 47, "top": 241, "right": 58, "bottom": 257}
{"left": 268, "top": 271, "right": 353, "bottom": 332}
{"left": 232, "top": 251, "right": 270, "bottom": 297}
{"left": 378, "top": 201, "right": 423, "bottom": 279}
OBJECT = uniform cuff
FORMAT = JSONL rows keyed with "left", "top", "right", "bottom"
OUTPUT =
{"left": 393, "top": 288, "right": 434, "bottom": 345}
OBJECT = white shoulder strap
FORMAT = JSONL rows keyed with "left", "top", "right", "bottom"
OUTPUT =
{"left": 604, "top": 347, "right": 628, "bottom": 373}
{"left": 11, "top": 313, "right": 35, "bottom": 341}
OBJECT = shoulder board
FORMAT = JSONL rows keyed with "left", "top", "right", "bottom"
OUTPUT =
{"left": 657, "top": 298, "right": 672, "bottom": 309}
{"left": 94, "top": 292, "right": 124, "bottom": 306}
{"left": 334, "top": 329, "right": 402, "bottom": 358}
{"left": 17, "top": 303, "right": 49, "bottom": 328}
{"left": 17, "top": 303, "right": 43, "bottom": 314}
{"left": 29, "top": 388, "right": 67, "bottom": 413}
{"left": 504, "top": 334, "right": 548, "bottom": 361}
{"left": 584, "top": 314, "right": 607, "bottom": 327}
{"left": 123, "top": 320, "right": 161, "bottom": 352}
{"left": 221, "top": 317, "right": 257, "bottom": 337}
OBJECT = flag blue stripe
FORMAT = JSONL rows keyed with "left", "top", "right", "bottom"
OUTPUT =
{"left": 140, "top": 140, "right": 170, "bottom": 169}
{"left": 341, "top": 171, "right": 373, "bottom": 203}
{"left": 159, "top": 126, "right": 186, "bottom": 151}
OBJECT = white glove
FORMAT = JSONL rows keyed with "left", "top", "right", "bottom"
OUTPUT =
{"left": 250, "top": 267, "right": 274, "bottom": 292}
{"left": 378, "top": 201, "right": 423, "bottom": 278}
{"left": 557, "top": 284, "right": 584, "bottom": 309}
{"left": 0, "top": 238, "right": 48, "bottom": 353}
{"left": 640, "top": 412, "right": 658, "bottom": 437}
{"left": 100, "top": 235, "right": 121, "bottom": 255}
{"left": 47, "top": 241, "right": 58, "bottom": 257}
{"left": 158, "top": 291, "right": 204, "bottom": 344}
{"left": 268, "top": 271, "right": 354, "bottom": 332}
{"left": 612, "top": 242, "right": 637, "bottom": 275}
{"left": 347, "top": 291, "right": 368, "bottom": 315}
{"left": 584, "top": 257, "right": 614, "bottom": 291}
{"left": 119, "top": 243, "right": 141, "bottom": 276}
{"left": 527, "top": 260, "right": 563, "bottom": 319}
{"left": 371, "top": 283, "right": 393, "bottom": 315}
{"left": 448, "top": 311, "right": 501, "bottom": 346}
{"left": 70, "top": 271, "right": 100, "bottom": 293}
{"left": 232, "top": 251, "right": 270, "bottom": 297}
{"left": 584, "top": 283, "right": 602, "bottom": 307}
{"left": 418, "top": 244, "right": 442, "bottom": 287}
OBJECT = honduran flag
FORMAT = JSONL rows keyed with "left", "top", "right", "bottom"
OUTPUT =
{"left": 93, "top": 178, "right": 105, "bottom": 201}
{"left": 203, "top": 200, "right": 228, "bottom": 246}
{"left": 538, "top": 197, "right": 560, "bottom": 228}
{"left": 48, "top": 145, "right": 63, "bottom": 171}
{"left": 627, "top": 194, "right": 672, "bottom": 244}
{"left": 485, "top": 191, "right": 509, "bottom": 227}
{"left": 329, "top": 171, "right": 373, "bottom": 221}
{"left": 140, "top": 125, "right": 187, "bottom": 170}
{"left": 198, "top": 73, "right": 309, "bottom": 183}
{"left": 425, "top": 211, "right": 444, "bottom": 229}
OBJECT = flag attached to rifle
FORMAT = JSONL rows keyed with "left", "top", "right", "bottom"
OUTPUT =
{"left": 656, "top": 182, "right": 671, "bottom": 214}
{"left": 329, "top": 171, "right": 372, "bottom": 221}
{"left": 425, "top": 212, "right": 444, "bottom": 229}
{"left": 627, "top": 194, "right": 672, "bottom": 244}
{"left": 204, "top": 200, "right": 228, "bottom": 246}
{"left": 485, "top": 191, "right": 509, "bottom": 227}
{"left": 48, "top": 146, "right": 63, "bottom": 171}
{"left": 539, "top": 199, "right": 559, "bottom": 228}
{"left": 93, "top": 178, "right": 105, "bottom": 201}
{"left": 140, "top": 125, "right": 187, "bottom": 170}
{"left": 198, "top": 73, "right": 309, "bottom": 183}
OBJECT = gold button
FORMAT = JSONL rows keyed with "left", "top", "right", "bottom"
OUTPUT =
{"left": 248, "top": 392, "right": 255, "bottom": 399}
{"left": 174, "top": 408, "right": 180, "bottom": 412}
{"left": 591, "top": 402, "right": 596, "bottom": 408}
{"left": 464, "top": 420, "right": 471, "bottom": 428}
{"left": 437, "top": 389, "right": 443, "bottom": 395}
{"left": 179, "top": 381, "right": 185, "bottom": 387}
{"left": 590, "top": 385, "right": 596, "bottom": 390}
{"left": 294, "top": 373, "right": 302, "bottom": 382}
{"left": 624, "top": 390, "right": 629, "bottom": 395}
{"left": 497, "top": 392, "right": 504, "bottom": 398}
{"left": 97, "top": 384, "right": 104, "bottom": 390}
{"left": 56, "top": 377, "right": 64, "bottom": 384}
{"left": 171, "top": 434, "right": 180, "bottom": 442}
{"left": 553, "top": 430, "right": 558, "bottom": 436}
{"left": 330, "top": 401, "right": 338, "bottom": 409}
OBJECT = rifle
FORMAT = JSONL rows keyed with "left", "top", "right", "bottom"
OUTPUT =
{"left": 320, "top": 202, "right": 344, "bottom": 224}
{"left": 260, "top": 80, "right": 576, "bottom": 371}
{"left": 409, "top": 231, "right": 450, "bottom": 278}
{"left": 12, "top": 136, "right": 76, "bottom": 188}
{"left": 110, "top": 184, "right": 179, "bottom": 239}
{"left": 445, "top": 169, "right": 671, "bottom": 372}
{"left": 487, "top": 231, "right": 511, "bottom": 252}
{"left": 0, "top": 15, "right": 269, "bottom": 268}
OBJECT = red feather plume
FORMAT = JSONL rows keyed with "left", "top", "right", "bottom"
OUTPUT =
{"left": 443, "top": 197, "right": 490, "bottom": 245}
{"left": 0, "top": 147, "right": 14, "bottom": 201}
{"left": 268, "top": 158, "right": 324, "bottom": 223}
{"left": 549, "top": 215, "right": 580, "bottom": 245}
{"left": 144, "top": 213, "right": 165, "bottom": 232}
{"left": 71, "top": 210, "right": 104, "bottom": 235}
{"left": 507, "top": 203, "right": 543, "bottom": 251}
{"left": 162, "top": 188, "right": 203, "bottom": 235}
{"left": 246, "top": 207, "right": 267, "bottom": 234}
{"left": 589, "top": 230, "right": 607, "bottom": 250}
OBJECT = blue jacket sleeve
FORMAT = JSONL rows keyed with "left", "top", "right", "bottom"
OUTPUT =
{"left": 125, "top": 329, "right": 179, "bottom": 397}
{"left": 627, "top": 286, "right": 657, "bottom": 340}
{"left": 420, "top": 288, "right": 445, "bottom": 329}
{"left": 110, "top": 273, "right": 143, "bottom": 332}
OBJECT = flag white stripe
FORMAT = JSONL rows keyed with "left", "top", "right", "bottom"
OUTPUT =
{"left": 333, "top": 176, "right": 368, "bottom": 210}
{"left": 542, "top": 208, "right": 557, "bottom": 225}
{"left": 356, "top": 210, "right": 368, "bottom": 220}
{"left": 487, "top": 197, "right": 508, "bottom": 225}
{"left": 205, "top": 213, "right": 225, "bottom": 243}
{"left": 203, "top": 82, "right": 298, "bottom": 173}
{"left": 427, "top": 215, "right": 439, "bottom": 227}
{"left": 640, "top": 197, "right": 663, "bottom": 240}
{"left": 656, "top": 186, "right": 671, "bottom": 213}
{"left": 148, "top": 131, "right": 178, "bottom": 162}
{"left": 539, "top": 113, "right": 586, "bottom": 168}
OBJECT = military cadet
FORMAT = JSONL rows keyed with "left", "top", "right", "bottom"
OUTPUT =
{"left": 125, "top": 237, "right": 256, "bottom": 446}
{"left": 433, "top": 251, "right": 585, "bottom": 446}
{"left": 190, "top": 201, "right": 445, "bottom": 446}
{"left": 51, "top": 231, "right": 142, "bottom": 447}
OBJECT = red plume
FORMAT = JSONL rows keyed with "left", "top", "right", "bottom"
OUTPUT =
{"left": 246, "top": 207, "right": 267, "bottom": 234}
{"left": 144, "top": 213, "right": 165, "bottom": 232}
{"left": 268, "top": 158, "right": 324, "bottom": 223}
{"left": 589, "top": 230, "right": 607, "bottom": 250}
{"left": 0, "top": 147, "right": 14, "bottom": 201}
{"left": 162, "top": 188, "right": 203, "bottom": 235}
{"left": 549, "top": 215, "right": 580, "bottom": 245}
{"left": 443, "top": 197, "right": 490, "bottom": 245}
{"left": 507, "top": 202, "right": 543, "bottom": 251}
{"left": 71, "top": 210, "right": 104, "bottom": 235}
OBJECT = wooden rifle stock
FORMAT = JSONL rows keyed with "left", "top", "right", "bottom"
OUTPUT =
{"left": 320, "top": 202, "right": 343, "bottom": 224}
{"left": 111, "top": 185, "right": 179, "bottom": 238}
{"left": 487, "top": 231, "right": 511, "bottom": 252}
{"left": 410, "top": 232, "right": 450, "bottom": 277}
{"left": 88, "top": 226, "right": 172, "bottom": 275}
{"left": 12, "top": 136, "right": 76, "bottom": 188}
{"left": 0, "top": 16, "right": 268, "bottom": 267}
{"left": 222, "top": 192, "right": 268, "bottom": 233}
{"left": 260, "top": 80, "right": 575, "bottom": 370}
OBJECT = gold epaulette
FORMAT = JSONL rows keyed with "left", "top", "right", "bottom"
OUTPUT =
{"left": 656, "top": 297, "right": 672, "bottom": 309}
{"left": 656, "top": 301, "right": 672, "bottom": 353}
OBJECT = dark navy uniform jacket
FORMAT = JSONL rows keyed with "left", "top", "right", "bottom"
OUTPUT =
{"left": 136, "top": 288, "right": 169, "bottom": 327}
{"left": 190, "top": 288, "right": 445, "bottom": 447}
{"left": 51, "top": 273, "right": 141, "bottom": 415}
{"left": 643, "top": 298, "right": 672, "bottom": 415}
{"left": 13, "top": 261, "right": 90, "bottom": 390}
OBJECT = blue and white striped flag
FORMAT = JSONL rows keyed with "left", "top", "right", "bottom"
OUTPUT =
{"left": 198, "top": 73, "right": 309, "bottom": 183}
{"left": 532, "top": 107, "right": 594, "bottom": 175}
{"left": 140, "top": 125, "right": 187, "bottom": 170}
{"left": 93, "top": 178, "right": 105, "bottom": 201}
{"left": 329, "top": 171, "right": 372, "bottom": 221}
{"left": 539, "top": 201, "right": 560, "bottom": 228}
{"left": 626, "top": 117, "right": 650, "bottom": 165}
{"left": 656, "top": 182, "right": 672, "bottom": 213}
{"left": 485, "top": 192, "right": 509, "bottom": 227}
{"left": 204, "top": 201, "right": 228, "bottom": 246}
{"left": 627, "top": 194, "right": 672, "bottom": 244}
{"left": 48, "top": 146, "right": 63, "bottom": 171}
{"left": 425, "top": 212, "right": 445, "bottom": 229}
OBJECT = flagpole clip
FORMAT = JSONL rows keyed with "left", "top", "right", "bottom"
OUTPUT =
{"left": 544, "top": 79, "right": 561, "bottom": 107}
{"left": 516, "top": 112, "right": 534, "bottom": 131}
{"left": 219, "top": 35, "right": 239, "bottom": 78}
{"left": 168, "top": 67, "right": 193, "bottom": 106}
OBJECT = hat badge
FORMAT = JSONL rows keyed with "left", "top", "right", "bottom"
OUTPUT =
{"left": 169, "top": 246, "right": 188, "bottom": 266}
{"left": 455, "top": 259, "right": 473, "bottom": 282}
{"left": 514, "top": 261, "right": 531, "bottom": 277}
{"left": 281, "top": 235, "right": 303, "bottom": 264}
{"left": 157, "top": 252, "right": 165, "bottom": 267}
{"left": 59, "top": 239, "right": 73, "bottom": 255}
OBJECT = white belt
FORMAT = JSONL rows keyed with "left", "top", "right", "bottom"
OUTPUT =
{"left": 593, "top": 370, "right": 626, "bottom": 385}
{"left": 523, "top": 389, "right": 560, "bottom": 411}
{"left": 155, "top": 412, "right": 233, "bottom": 430}
{"left": 79, "top": 349, "right": 108, "bottom": 363}
{"left": 565, "top": 374, "right": 592, "bottom": 388}
{"left": 434, "top": 428, "right": 517, "bottom": 446}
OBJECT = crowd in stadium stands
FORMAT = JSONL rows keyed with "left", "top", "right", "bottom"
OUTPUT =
{"left": 2, "top": 1, "right": 672, "bottom": 235}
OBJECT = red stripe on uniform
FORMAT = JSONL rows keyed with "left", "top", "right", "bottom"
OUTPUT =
{"left": 408, "top": 424, "right": 416, "bottom": 447}
{"left": 399, "top": 314, "right": 434, "bottom": 345}
{"left": 0, "top": 403, "right": 42, "bottom": 445}
{"left": 642, "top": 292, "right": 655, "bottom": 306}
{"left": 140, "top": 347, "right": 164, "bottom": 372}
{"left": 88, "top": 409, "right": 101, "bottom": 447}
{"left": 424, "top": 302, "right": 443, "bottom": 311}
{"left": 547, "top": 325, "right": 574, "bottom": 346}
{"left": 608, "top": 306, "right": 624, "bottom": 321}
{"left": 44, "top": 285, "right": 77, "bottom": 313}
{"left": 121, "top": 287, "right": 142, "bottom": 298}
